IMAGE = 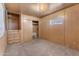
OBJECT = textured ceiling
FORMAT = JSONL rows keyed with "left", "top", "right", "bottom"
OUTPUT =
{"left": 5, "top": 3, "right": 76, "bottom": 18}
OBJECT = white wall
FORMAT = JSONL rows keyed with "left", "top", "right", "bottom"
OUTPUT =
{"left": 0, "top": 3, "right": 7, "bottom": 55}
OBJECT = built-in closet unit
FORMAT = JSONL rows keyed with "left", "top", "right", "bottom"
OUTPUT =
{"left": 21, "top": 14, "right": 39, "bottom": 43}
{"left": 7, "top": 12, "right": 21, "bottom": 44}
{"left": 32, "top": 21, "right": 39, "bottom": 39}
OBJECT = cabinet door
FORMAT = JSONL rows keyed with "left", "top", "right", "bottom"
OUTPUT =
{"left": 23, "top": 20, "right": 32, "bottom": 42}
{"left": 65, "top": 5, "right": 79, "bottom": 50}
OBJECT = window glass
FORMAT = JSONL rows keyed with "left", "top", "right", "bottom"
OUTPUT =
{"left": 49, "top": 16, "right": 64, "bottom": 25}
{"left": 0, "top": 4, "right": 5, "bottom": 38}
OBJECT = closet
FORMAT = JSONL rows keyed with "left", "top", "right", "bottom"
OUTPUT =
{"left": 32, "top": 21, "right": 39, "bottom": 39}
{"left": 7, "top": 12, "right": 21, "bottom": 44}
{"left": 20, "top": 14, "right": 40, "bottom": 42}
{"left": 22, "top": 19, "right": 32, "bottom": 42}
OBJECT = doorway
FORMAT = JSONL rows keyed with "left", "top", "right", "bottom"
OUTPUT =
{"left": 32, "top": 21, "right": 39, "bottom": 39}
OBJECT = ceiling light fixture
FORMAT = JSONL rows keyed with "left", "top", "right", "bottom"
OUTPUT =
{"left": 32, "top": 3, "right": 48, "bottom": 12}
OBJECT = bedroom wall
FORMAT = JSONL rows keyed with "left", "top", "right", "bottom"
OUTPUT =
{"left": 0, "top": 4, "right": 7, "bottom": 55}
{"left": 39, "top": 4, "right": 79, "bottom": 50}
{"left": 39, "top": 10, "right": 65, "bottom": 45}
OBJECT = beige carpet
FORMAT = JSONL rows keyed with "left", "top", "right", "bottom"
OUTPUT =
{"left": 4, "top": 39, "right": 79, "bottom": 56}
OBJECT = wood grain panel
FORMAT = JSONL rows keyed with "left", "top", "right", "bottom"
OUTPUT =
{"left": 39, "top": 4, "right": 79, "bottom": 50}
{"left": 39, "top": 18, "right": 50, "bottom": 40}
{"left": 49, "top": 12, "right": 64, "bottom": 45}
{"left": 39, "top": 10, "right": 65, "bottom": 45}
{"left": 7, "top": 30, "right": 21, "bottom": 44}
{"left": 8, "top": 13, "right": 20, "bottom": 30}
{"left": 21, "top": 14, "right": 40, "bottom": 43}
{"left": 65, "top": 4, "right": 79, "bottom": 50}
{"left": 23, "top": 20, "right": 32, "bottom": 42}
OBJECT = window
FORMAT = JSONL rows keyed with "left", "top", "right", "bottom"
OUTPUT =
{"left": 0, "top": 4, "right": 5, "bottom": 38}
{"left": 49, "top": 16, "right": 64, "bottom": 25}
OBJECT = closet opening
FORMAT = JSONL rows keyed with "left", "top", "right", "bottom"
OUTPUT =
{"left": 7, "top": 12, "right": 21, "bottom": 44}
{"left": 32, "top": 21, "right": 39, "bottom": 39}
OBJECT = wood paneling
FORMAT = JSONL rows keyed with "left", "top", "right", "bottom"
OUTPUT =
{"left": 39, "top": 4, "right": 79, "bottom": 50}
{"left": 33, "top": 25, "right": 38, "bottom": 33}
{"left": 39, "top": 10, "right": 65, "bottom": 45}
{"left": 23, "top": 20, "right": 32, "bottom": 42}
{"left": 7, "top": 13, "right": 20, "bottom": 30}
{"left": 65, "top": 4, "right": 79, "bottom": 50}
{"left": 21, "top": 14, "right": 37, "bottom": 42}
{"left": 7, "top": 13, "right": 21, "bottom": 44}
{"left": 5, "top": 3, "right": 76, "bottom": 18}
{"left": 7, "top": 30, "right": 21, "bottom": 44}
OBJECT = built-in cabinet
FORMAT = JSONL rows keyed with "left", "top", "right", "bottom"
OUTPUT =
{"left": 21, "top": 14, "right": 39, "bottom": 43}
{"left": 32, "top": 21, "right": 39, "bottom": 39}
{"left": 22, "top": 20, "right": 32, "bottom": 42}
{"left": 39, "top": 4, "right": 79, "bottom": 50}
{"left": 7, "top": 13, "right": 21, "bottom": 44}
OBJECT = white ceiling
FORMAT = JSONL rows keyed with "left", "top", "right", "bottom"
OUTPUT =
{"left": 5, "top": 3, "right": 75, "bottom": 18}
